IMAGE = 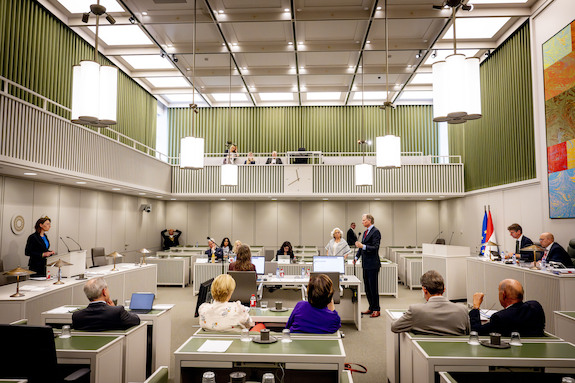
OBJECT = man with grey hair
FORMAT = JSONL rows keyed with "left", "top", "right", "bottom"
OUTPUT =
{"left": 355, "top": 213, "right": 382, "bottom": 317}
{"left": 391, "top": 270, "right": 470, "bottom": 335}
{"left": 72, "top": 277, "right": 140, "bottom": 331}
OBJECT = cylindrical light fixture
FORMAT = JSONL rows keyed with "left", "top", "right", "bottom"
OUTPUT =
{"left": 180, "top": 136, "right": 205, "bottom": 169}
{"left": 221, "top": 164, "right": 238, "bottom": 186}
{"left": 376, "top": 135, "right": 401, "bottom": 168}
{"left": 98, "top": 65, "right": 118, "bottom": 125}
{"left": 354, "top": 163, "right": 373, "bottom": 186}
{"left": 463, "top": 57, "right": 481, "bottom": 120}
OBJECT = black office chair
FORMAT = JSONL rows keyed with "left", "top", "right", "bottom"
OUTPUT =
{"left": 91, "top": 247, "right": 107, "bottom": 267}
{"left": 293, "top": 147, "right": 308, "bottom": 164}
{"left": 435, "top": 238, "right": 446, "bottom": 245}
{"left": 228, "top": 271, "right": 257, "bottom": 306}
{"left": 0, "top": 324, "right": 90, "bottom": 383}
{"left": 194, "top": 278, "right": 214, "bottom": 317}
{"left": 567, "top": 239, "right": 575, "bottom": 267}
{"left": 310, "top": 272, "right": 341, "bottom": 304}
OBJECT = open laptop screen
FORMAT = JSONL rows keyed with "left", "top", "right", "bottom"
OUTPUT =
{"left": 129, "top": 293, "right": 155, "bottom": 310}
{"left": 251, "top": 256, "right": 265, "bottom": 275}
{"left": 313, "top": 256, "right": 345, "bottom": 274}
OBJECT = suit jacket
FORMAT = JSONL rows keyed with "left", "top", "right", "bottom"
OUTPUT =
{"left": 516, "top": 235, "right": 535, "bottom": 260}
{"left": 391, "top": 296, "right": 470, "bottom": 335}
{"left": 469, "top": 300, "right": 545, "bottom": 336}
{"left": 265, "top": 157, "right": 283, "bottom": 164}
{"left": 25, "top": 232, "right": 50, "bottom": 276}
{"left": 356, "top": 226, "right": 381, "bottom": 270}
{"left": 346, "top": 228, "right": 358, "bottom": 246}
{"left": 546, "top": 242, "right": 574, "bottom": 268}
{"left": 72, "top": 301, "right": 140, "bottom": 331}
{"left": 205, "top": 247, "right": 224, "bottom": 260}
{"left": 161, "top": 229, "right": 181, "bottom": 250}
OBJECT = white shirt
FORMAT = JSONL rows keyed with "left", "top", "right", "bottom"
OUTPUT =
{"left": 198, "top": 300, "right": 254, "bottom": 332}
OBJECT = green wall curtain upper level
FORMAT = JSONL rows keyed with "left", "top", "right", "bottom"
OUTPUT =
{"left": 448, "top": 21, "right": 536, "bottom": 191}
{"left": 168, "top": 105, "right": 439, "bottom": 157}
{"left": 0, "top": 0, "right": 157, "bottom": 148}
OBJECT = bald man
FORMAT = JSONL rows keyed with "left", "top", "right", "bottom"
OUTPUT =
{"left": 539, "top": 232, "right": 574, "bottom": 268}
{"left": 469, "top": 279, "right": 545, "bottom": 336}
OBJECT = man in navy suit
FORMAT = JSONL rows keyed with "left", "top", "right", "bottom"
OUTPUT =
{"left": 355, "top": 214, "right": 381, "bottom": 318}
{"left": 72, "top": 277, "right": 140, "bottom": 331}
{"left": 205, "top": 237, "right": 224, "bottom": 261}
{"left": 539, "top": 232, "right": 574, "bottom": 268}
{"left": 507, "top": 223, "right": 534, "bottom": 260}
{"left": 469, "top": 279, "right": 545, "bottom": 336}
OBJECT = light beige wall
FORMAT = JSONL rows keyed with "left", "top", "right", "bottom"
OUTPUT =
{"left": 0, "top": 176, "right": 166, "bottom": 271}
{"left": 172, "top": 200, "right": 440, "bottom": 252}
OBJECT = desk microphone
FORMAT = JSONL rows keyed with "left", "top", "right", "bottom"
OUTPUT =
{"left": 66, "top": 236, "right": 82, "bottom": 251}
{"left": 448, "top": 232, "right": 455, "bottom": 245}
{"left": 431, "top": 231, "right": 443, "bottom": 243}
{"left": 59, "top": 236, "right": 71, "bottom": 252}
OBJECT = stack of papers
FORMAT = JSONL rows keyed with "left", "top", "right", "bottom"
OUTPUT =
{"left": 197, "top": 340, "right": 233, "bottom": 352}
{"left": 19, "top": 285, "right": 47, "bottom": 292}
{"left": 552, "top": 268, "right": 575, "bottom": 274}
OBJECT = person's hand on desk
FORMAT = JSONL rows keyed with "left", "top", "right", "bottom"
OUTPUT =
{"left": 472, "top": 292, "right": 484, "bottom": 309}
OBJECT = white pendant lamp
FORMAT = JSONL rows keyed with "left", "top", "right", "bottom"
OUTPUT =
{"left": 355, "top": 163, "right": 374, "bottom": 186}
{"left": 221, "top": 164, "right": 239, "bottom": 186}
{"left": 70, "top": 2, "right": 118, "bottom": 127}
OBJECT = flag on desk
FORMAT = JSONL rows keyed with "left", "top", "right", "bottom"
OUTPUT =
{"left": 480, "top": 210, "right": 487, "bottom": 256}
{"left": 485, "top": 209, "right": 499, "bottom": 258}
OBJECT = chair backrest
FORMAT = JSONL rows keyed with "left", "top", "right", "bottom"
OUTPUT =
{"left": 568, "top": 239, "right": 575, "bottom": 264}
{"left": 144, "top": 366, "right": 169, "bottom": 383}
{"left": 228, "top": 271, "right": 257, "bottom": 305}
{"left": 435, "top": 238, "right": 446, "bottom": 245}
{"left": 194, "top": 278, "right": 214, "bottom": 317}
{"left": 264, "top": 249, "right": 275, "bottom": 261}
{"left": 0, "top": 324, "right": 60, "bottom": 383}
{"left": 91, "top": 247, "right": 107, "bottom": 267}
{"left": 310, "top": 272, "right": 340, "bottom": 304}
{"left": 264, "top": 261, "right": 278, "bottom": 275}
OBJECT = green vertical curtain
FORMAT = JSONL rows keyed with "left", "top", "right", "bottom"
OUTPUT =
{"left": 0, "top": 0, "right": 157, "bottom": 148}
{"left": 449, "top": 21, "right": 535, "bottom": 191}
{"left": 168, "top": 105, "right": 438, "bottom": 157}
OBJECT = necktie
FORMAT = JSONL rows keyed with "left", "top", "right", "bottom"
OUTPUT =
{"left": 515, "top": 240, "right": 519, "bottom": 254}
{"left": 363, "top": 230, "right": 368, "bottom": 240}
{"left": 543, "top": 250, "right": 548, "bottom": 260}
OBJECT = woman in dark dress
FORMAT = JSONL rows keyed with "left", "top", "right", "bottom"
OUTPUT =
{"left": 276, "top": 241, "right": 295, "bottom": 262}
{"left": 25, "top": 216, "right": 55, "bottom": 276}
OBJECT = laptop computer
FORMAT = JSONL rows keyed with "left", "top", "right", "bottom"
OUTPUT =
{"left": 129, "top": 292, "right": 155, "bottom": 314}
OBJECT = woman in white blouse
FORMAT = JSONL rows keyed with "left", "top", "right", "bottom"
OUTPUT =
{"left": 198, "top": 274, "right": 254, "bottom": 331}
{"left": 325, "top": 227, "right": 352, "bottom": 258}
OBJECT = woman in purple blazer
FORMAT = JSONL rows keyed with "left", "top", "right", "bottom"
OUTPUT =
{"left": 286, "top": 273, "right": 341, "bottom": 333}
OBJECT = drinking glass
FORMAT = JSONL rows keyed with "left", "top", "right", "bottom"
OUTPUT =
{"left": 262, "top": 373, "right": 275, "bottom": 383}
{"left": 468, "top": 331, "right": 480, "bottom": 345}
{"left": 260, "top": 301, "right": 268, "bottom": 310}
{"left": 281, "top": 328, "right": 292, "bottom": 343}
{"left": 60, "top": 325, "right": 71, "bottom": 338}
{"left": 201, "top": 371, "right": 216, "bottom": 383}
{"left": 240, "top": 328, "right": 250, "bottom": 342}
{"left": 510, "top": 332, "right": 522, "bottom": 346}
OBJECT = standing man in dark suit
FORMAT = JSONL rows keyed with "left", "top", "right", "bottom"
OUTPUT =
{"left": 469, "top": 279, "right": 545, "bottom": 336}
{"left": 507, "top": 223, "right": 533, "bottom": 260}
{"left": 72, "top": 277, "right": 140, "bottom": 331}
{"left": 346, "top": 222, "right": 358, "bottom": 247}
{"left": 355, "top": 214, "right": 381, "bottom": 318}
{"left": 539, "top": 232, "right": 574, "bottom": 268}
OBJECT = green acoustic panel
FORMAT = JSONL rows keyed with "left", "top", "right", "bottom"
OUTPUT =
{"left": 449, "top": 21, "right": 535, "bottom": 191}
{"left": 0, "top": 0, "right": 157, "bottom": 149}
{"left": 417, "top": 340, "right": 575, "bottom": 359}
{"left": 55, "top": 335, "right": 120, "bottom": 351}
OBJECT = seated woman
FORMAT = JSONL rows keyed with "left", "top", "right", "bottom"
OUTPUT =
{"left": 229, "top": 244, "right": 256, "bottom": 271}
{"left": 286, "top": 273, "right": 341, "bottom": 334}
{"left": 220, "top": 237, "right": 233, "bottom": 255}
{"left": 276, "top": 241, "right": 295, "bottom": 262}
{"left": 198, "top": 274, "right": 254, "bottom": 332}
{"left": 325, "top": 227, "right": 352, "bottom": 258}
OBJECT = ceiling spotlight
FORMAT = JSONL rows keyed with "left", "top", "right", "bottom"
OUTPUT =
{"left": 81, "top": 12, "right": 90, "bottom": 23}
{"left": 172, "top": 54, "right": 178, "bottom": 63}
{"left": 416, "top": 50, "right": 422, "bottom": 59}
{"left": 160, "top": 52, "right": 165, "bottom": 58}
{"left": 484, "top": 49, "right": 491, "bottom": 57}
{"left": 284, "top": 8, "right": 290, "bottom": 12}
{"left": 377, "top": 6, "right": 382, "bottom": 10}
{"left": 128, "top": 16, "right": 136, "bottom": 24}
{"left": 461, "top": 3, "right": 474, "bottom": 11}
{"left": 105, "top": 14, "right": 116, "bottom": 25}
{"left": 142, "top": 11, "right": 148, "bottom": 16}
{"left": 431, "top": 50, "right": 437, "bottom": 58}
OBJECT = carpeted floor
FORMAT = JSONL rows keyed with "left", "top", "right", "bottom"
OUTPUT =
{"left": 154, "top": 283, "right": 425, "bottom": 382}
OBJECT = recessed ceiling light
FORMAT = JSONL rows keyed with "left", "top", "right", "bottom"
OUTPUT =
{"left": 376, "top": 6, "right": 382, "bottom": 10}
{"left": 426, "top": 198, "right": 433, "bottom": 200}
{"left": 300, "top": 66, "right": 304, "bottom": 69}
{"left": 259, "top": 93, "right": 294, "bottom": 101}
{"left": 218, "top": 10, "right": 224, "bottom": 14}
{"left": 164, "top": 94, "right": 206, "bottom": 104}
{"left": 220, "top": 198, "right": 226, "bottom": 200}
{"left": 298, "top": 41, "right": 303, "bottom": 45}
{"left": 139, "top": 192, "right": 146, "bottom": 195}
{"left": 146, "top": 76, "right": 190, "bottom": 88}
{"left": 156, "top": 196, "right": 162, "bottom": 198}
{"left": 232, "top": 42, "right": 238, "bottom": 46}
{"left": 271, "top": 198, "right": 277, "bottom": 201}
{"left": 112, "top": 188, "right": 121, "bottom": 191}
{"left": 443, "top": 18, "right": 510, "bottom": 39}
{"left": 142, "top": 11, "right": 148, "bottom": 16}
{"left": 167, "top": 44, "right": 173, "bottom": 48}
{"left": 288, "top": 42, "right": 293, "bottom": 45}
{"left": 284, "top": 8, "right": 290, "bottom": 12}
{"left": 76, "top": 181, "right": 87, "bottom": 184}
{"left": 307, "top": 92, "right": 341, "bottom": 101}
{"left": 88, "top": 25, "right": 153, "bottom": 46}
{"left": 57, "top": 0, "right": 124, "bottom": 13}
{"left": 323, "top": 198, "right": 329, "bottom": 201}
{"left": 366, "top": 40, "right": 371, "bottom": 44}
{"left": 24, "top": 172, "right": 37, "bottom": 176}
{"left": 170, "top": 198, "right": 177, "bottom": 200}
{"left": 121, "top": 55, "right": 174, "bottom": 69}
{"left": 222, "top": 43, "right": 225, "bottom": 46}
{"left": 374, "top": 198, "right": 381, "bottom": 200}
{"left": 212, "top": 93, "right": 248, "bottom": 102}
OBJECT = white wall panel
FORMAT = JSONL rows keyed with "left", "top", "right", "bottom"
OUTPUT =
{"left": 125, "top": 197, "right": 142, "bottom": 251}
{"left": 188, "top": 201, "right": 211, "bottom": 247}
{"left": 346, "top": 201, "right": 370, "bottom": 240}
{"left": 58, "top": 187, "right": 80, "bottom": 252}
{"left": 369, "top": 201, "right": 394, "bottom": 248}
{"left": 1, "top": 178, "right": 34, "bottom": 270}
{"left": 255, "top": 202, "right": 278, "bottom": 247}
{"left": 278, "top": 202, "right": 300, "bottom": 248}
{"left": 149, "top": 200, "right": 166, "bottom": 249}
{"left": 416, "top": 201, "right": 439, "bottom": 245}
{"left": 392, "top": 202, "right": 417, "bottom": 246}
{"left": 209, "top": 201, "right": 233, "bottom": 246}
{"left": 96, "top": 193, "right": 114, "bottom": 251}
{"left": 232, "top": 202, "right": 255, "bottom": 246}
{"left": 111, "top": 195, "right": 127, "bottom": 252}
{"left": 166, "top": 202, "right": 189, "bottom": 246}
{"left": 79, "top": 190, "right": 98, "bottom": 251}
{"left": 323, "top": 201, "right": 347, "bottom": 249}
{"left": 33, "top": 182, "right": 60, "bottom": 253}
{"left": 301, "top": 202, "right": 323, "bottom": 247}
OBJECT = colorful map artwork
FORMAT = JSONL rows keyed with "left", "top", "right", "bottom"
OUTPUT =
{"left": 543, "top": 20, "right": 575, "bottom": 218}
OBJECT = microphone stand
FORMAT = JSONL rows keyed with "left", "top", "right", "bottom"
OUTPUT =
{"left": 60, "top": 237, "right": 71, "bottom": 253}
{"left": 66, "top": 236, "right": 82, "bottom": 251}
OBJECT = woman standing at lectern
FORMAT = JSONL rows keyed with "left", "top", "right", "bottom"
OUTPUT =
{"left": 25, "top": 216, "right": 55, "bottom": 277}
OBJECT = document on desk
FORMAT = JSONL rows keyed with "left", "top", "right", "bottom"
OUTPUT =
{"left": 480, "top": 310, "right": 497, "bottom": 320}
{"left": 197, "top": 340, "right": 233, "bottom": 353}
{"left": 19, "top": 285, "right": 47, "bottom": 292}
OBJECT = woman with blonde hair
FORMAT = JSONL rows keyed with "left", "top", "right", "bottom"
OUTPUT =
{"left": 232, "top": 240, "right": 242, "bottom": 255}
{"left": 325, "top": 227, "right": 352, "bottom": 258}
{"left": 198, "top": 274, "right": 254, "bottom": 331}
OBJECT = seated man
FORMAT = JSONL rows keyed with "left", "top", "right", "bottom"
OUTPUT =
{"left": 539, "top": 232, "right": 574, "bottom": 268}
{"left": 72, "top": 277, "right": 140, "bottom": 331}
{"left": 205, "top": 237, "right": 223, "bottom": 261}
{"left": 469, "top": 278, "right": 545, "bottom": 336}
{"left": 391, "top": 270, "right": 470, "bottom": 335}
{"left": 507, "top": 223, "right": 533, "bottom": 260}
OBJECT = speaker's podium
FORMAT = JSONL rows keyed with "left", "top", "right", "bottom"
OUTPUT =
{"left": 421, "top": 243, "right": 470, "bottom": 301}
{"left": 46, "top": 250, "right": 87, "bottom": 278}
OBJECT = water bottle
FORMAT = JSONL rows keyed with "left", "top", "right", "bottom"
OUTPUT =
{"left": 541, "top": 258, "right": 547, "bottom": 270}
{"left": 301, "top": 267, "right": 305, "bottom": 277}
{"left": 280, "top": 268, "right": 284, "bottom": 278}
{"left": 195, "top": 241, "right": 199, "bottom": 247}
{"left": 512, "top": 253, "right": 517, "bottom": 264}
{"left": 306, "top": 268, "right": 310, "bottom": 276}
{"left": 276, "top": 267, "right": 280, "bottom": 278}
{"left": 250, "top": 294, "right": 257, "bottom": 308}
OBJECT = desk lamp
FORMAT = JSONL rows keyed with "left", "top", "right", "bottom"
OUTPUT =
{"left": 138, "top": 248, "right": 151, "bottom": 265}
{"left": 47, "top": 258, "right": 73, "bottom": 285}
{"left": 3, "top": 266, "right": 36, "bottom": 297}
{"left": 106, "top": 251, "right": 122, "bottom": 271}
{"left": 520, "top": 244, "right": 545, "bottom": 270}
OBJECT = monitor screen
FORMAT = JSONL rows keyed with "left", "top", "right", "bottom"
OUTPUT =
{"left": 313, "top": 256, "right": 345, "bottom": 274}
{"left": 130, "top": 292, "right": 155, "bottom": 310}
{"left": 251, "top": 256, "right": 265, "bottom": 275}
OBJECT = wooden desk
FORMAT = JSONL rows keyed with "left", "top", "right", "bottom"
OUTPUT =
{"left": 147, "top": 256, "right": 190, "bottom": 287}
{"left": 554, "top": 311, "right": 575, "bottom": 344}
{"left": 55, "top": 335, "right": 124, "bottom": 383}
{"left": 174, "top": 335, "right": 345, "bottom": 383}
{"left": 422, "top": 244, "right": 469, "bottom": 301}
